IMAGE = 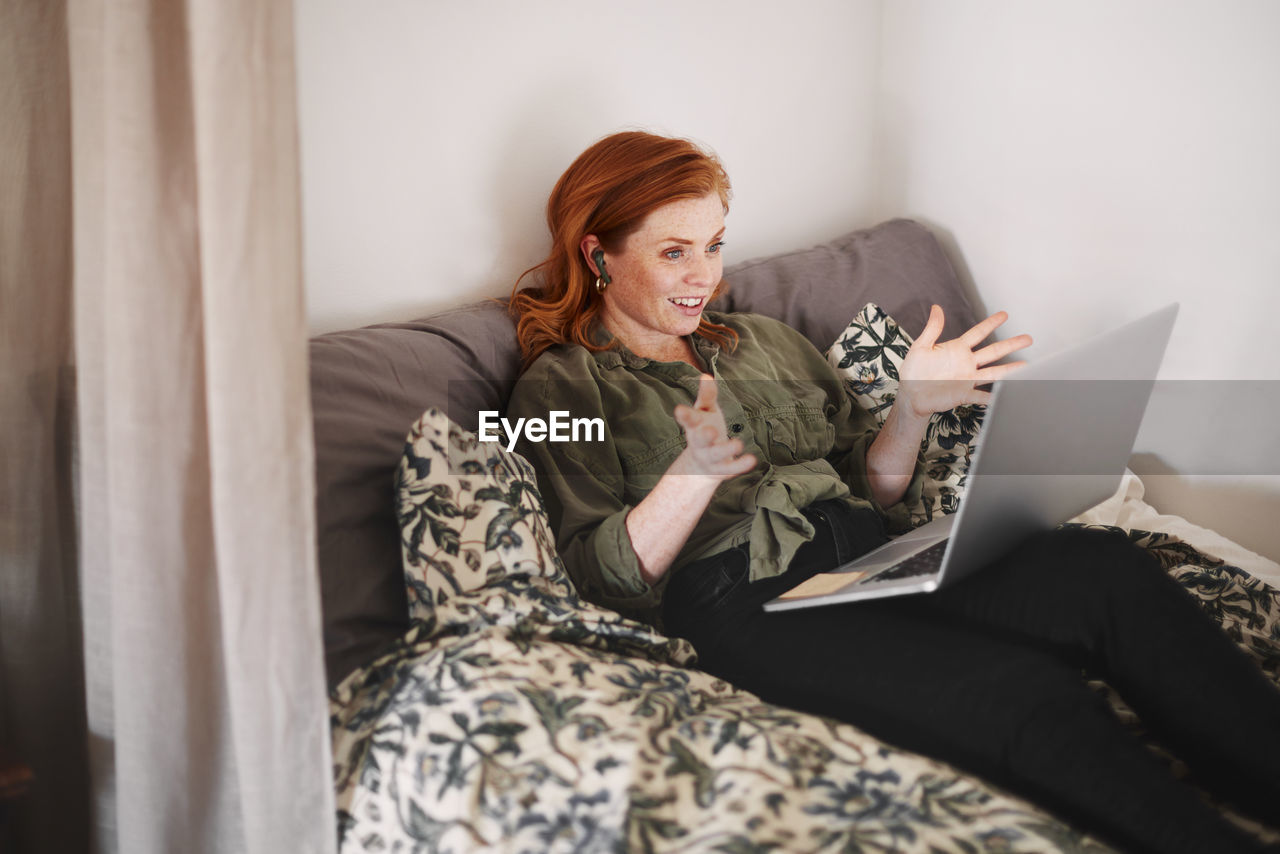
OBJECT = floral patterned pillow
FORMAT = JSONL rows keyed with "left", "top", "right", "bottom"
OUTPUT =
{"left": 825, "top": 303, "right": 986, "bottom": 527}
{"left": 396, "top": 408, "right": 563, "bottom": 620}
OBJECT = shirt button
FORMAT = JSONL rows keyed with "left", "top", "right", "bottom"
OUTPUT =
{"left": 731, "top": 423, "right": 743, "bottom": 433}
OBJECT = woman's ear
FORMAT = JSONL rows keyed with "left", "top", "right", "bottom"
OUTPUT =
{"left": 580, "top": 235, "right": 602, "bottom": 276}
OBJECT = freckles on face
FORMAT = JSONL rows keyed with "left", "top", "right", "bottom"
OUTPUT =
{"left": 598, "top": 193, "right": 727, "bottom": 356}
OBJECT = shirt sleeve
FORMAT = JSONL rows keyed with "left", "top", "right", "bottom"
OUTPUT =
{"left": 506, "top": 357, "right": 661, "bottom": 613}
{"left": 825, "top": 376, "right": 926, "bottom": 534}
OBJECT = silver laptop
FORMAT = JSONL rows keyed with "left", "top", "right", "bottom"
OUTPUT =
{"left": 764, "top": 303, "right": 1179, "bottom": 612}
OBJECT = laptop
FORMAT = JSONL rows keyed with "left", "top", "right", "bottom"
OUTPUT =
{"left": 763, "top": 303, "right": 1179, "bottom": 612}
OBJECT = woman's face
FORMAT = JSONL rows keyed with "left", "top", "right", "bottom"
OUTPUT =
{"left": 591, "top": 193, "right": 726, "bottom": 358}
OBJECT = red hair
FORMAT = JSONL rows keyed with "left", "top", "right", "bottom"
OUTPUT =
{"left": 509, "top": 131, "right": 738, "bottom": 368}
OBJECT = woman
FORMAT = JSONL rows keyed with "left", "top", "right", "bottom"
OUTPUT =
{"left": 506, "top": 131, "right": 1280, "bottom": 853}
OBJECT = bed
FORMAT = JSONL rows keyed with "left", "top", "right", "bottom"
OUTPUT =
{"left": 311, "top": 219, "right": 1280, "bottom": 852}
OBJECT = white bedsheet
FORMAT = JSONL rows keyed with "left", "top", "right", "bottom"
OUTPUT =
{"left": 1073, "top": 469, "right": 1280, "bottom": 588}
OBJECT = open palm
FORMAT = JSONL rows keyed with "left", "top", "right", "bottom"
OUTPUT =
{"left": 898, "top": 305, "right": 1032, "bottom": 419}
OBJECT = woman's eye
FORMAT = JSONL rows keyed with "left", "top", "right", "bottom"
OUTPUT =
{"left": 664, "top": 248, "right": 684, "bottom": 260}
{"left": 708, "top": 241, "right": 726, "bottom": 255}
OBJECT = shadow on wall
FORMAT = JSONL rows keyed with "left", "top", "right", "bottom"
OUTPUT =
{"left": 902, "top": 216, "right": 990, "bottom": 323}
{"left": 1129, "top": 453, "right": 1280, "bottom": 563}
{"left": 487, "top": 76, "right": 620, "bottom": 304}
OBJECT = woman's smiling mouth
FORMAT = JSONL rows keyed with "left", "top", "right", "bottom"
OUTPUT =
{"left": 669, "top": 296, "right": 705, "bottom": 314}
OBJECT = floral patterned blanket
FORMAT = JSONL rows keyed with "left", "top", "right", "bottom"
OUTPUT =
{"left": 330, "top": 410, "right": 1280, "bottom": 853}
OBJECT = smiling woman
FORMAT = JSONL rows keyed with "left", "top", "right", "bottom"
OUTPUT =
{"left": 582, "top": 193, "right": 726, "bottom": 365}
{"left": 508, "top": 131, "right": 739, "bottom": 370}
{"left": 503, "top": 130, "right": 1280, "bottom": 854}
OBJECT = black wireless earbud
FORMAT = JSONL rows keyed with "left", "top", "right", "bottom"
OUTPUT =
{"left": 592, "top": 249, "right": 612, "bottom": 285}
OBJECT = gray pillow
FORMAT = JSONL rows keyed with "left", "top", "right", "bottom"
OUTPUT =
{"left": 311, "top": 304, "right": 520, "bottom": 683}
{"left": 718, "top": 218, "right": 976, "bottom": 348}
{"left": 311, "top": 218, "right": 976, "bottom": 686}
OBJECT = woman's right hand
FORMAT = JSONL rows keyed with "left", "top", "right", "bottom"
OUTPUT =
{"left": 671, "top": 374, "right": 756, "bottom": 480}
{"left": 626, "top": 374, "right": 754, "bottom": 584}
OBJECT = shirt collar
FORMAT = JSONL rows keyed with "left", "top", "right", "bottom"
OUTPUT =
{"left": 590, "top": 313, "right": 725, "bottom": 372}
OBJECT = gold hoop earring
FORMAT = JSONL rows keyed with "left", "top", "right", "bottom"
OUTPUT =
{"left": 595, "top": 277, "right": 607, "bottom": 294}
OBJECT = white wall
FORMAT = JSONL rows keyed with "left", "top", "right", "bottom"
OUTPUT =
{"left": 876, "top": 0, "right": 1280, "bottom": 559}
{"left": 876, "top": 0, "right": 1280, "bottom": 378}
{"left": 297, "top": 0, "right": 883, "bottom": 334}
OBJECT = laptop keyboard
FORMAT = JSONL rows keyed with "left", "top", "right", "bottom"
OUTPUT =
{"left": 872, "top": 540, "right": 948, "bottom": 581}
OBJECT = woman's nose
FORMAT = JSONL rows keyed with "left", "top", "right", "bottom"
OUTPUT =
{"left": 687, "top": 253, "right": 718, "bottom": 286}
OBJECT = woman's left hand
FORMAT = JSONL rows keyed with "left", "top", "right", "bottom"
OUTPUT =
{"left": 897, "top": 305, "right": 1032, "bottom": 420}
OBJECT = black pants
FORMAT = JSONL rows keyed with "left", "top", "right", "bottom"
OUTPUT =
{"left": 662, "top": 500, "right": 1280, "bottom": 854}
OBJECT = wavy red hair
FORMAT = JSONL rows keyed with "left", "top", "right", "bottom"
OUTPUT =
{"left": 509, "top": 131, "right": 738, "bottom": 368}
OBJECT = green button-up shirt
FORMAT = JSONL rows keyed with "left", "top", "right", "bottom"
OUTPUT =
{"left": 507, "top": 311, "right": 924, "bottom": 616}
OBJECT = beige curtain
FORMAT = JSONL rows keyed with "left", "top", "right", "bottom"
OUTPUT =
{"left": 2, "top": 1, "right": 336, "bottom": 852}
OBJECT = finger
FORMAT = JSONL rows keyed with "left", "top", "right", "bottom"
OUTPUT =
{"left": 675, "top": 405, "right": 712, "bottom": 438}
{"left": 703, "top": 437, "right": 745, "bottom": 464}
{"left": 681, "top": 421, "right": 713, "bottom": 447}
{"left": 693, "top": 373, "right": 719, "bottom": 412}
{"left": 966, "top": 388, "right": 993, "bottom": 406}
{"left": 959, "top": 310, "right": 1011, "bottom": 348}
{"left": 973, "top": 361, "right": 1027, "bottom": 383}
{"left": 972, "top": 333, "right": 1033, "bottom": 366}
{"left": 915, "top": 304, "right": 945, "bottom": 349}
{"left": 702, "top": 450, "right": 756, "bottom": 477}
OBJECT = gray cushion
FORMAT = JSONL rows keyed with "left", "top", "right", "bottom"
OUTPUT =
{"left": 310, "top": 304, "right": 519, "bottom": 684}
{"left": 311, "top": 218, "right": 975, "bottom": 686}
{"left": 718, "top": 218, "right": 976, "bottom": 348}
